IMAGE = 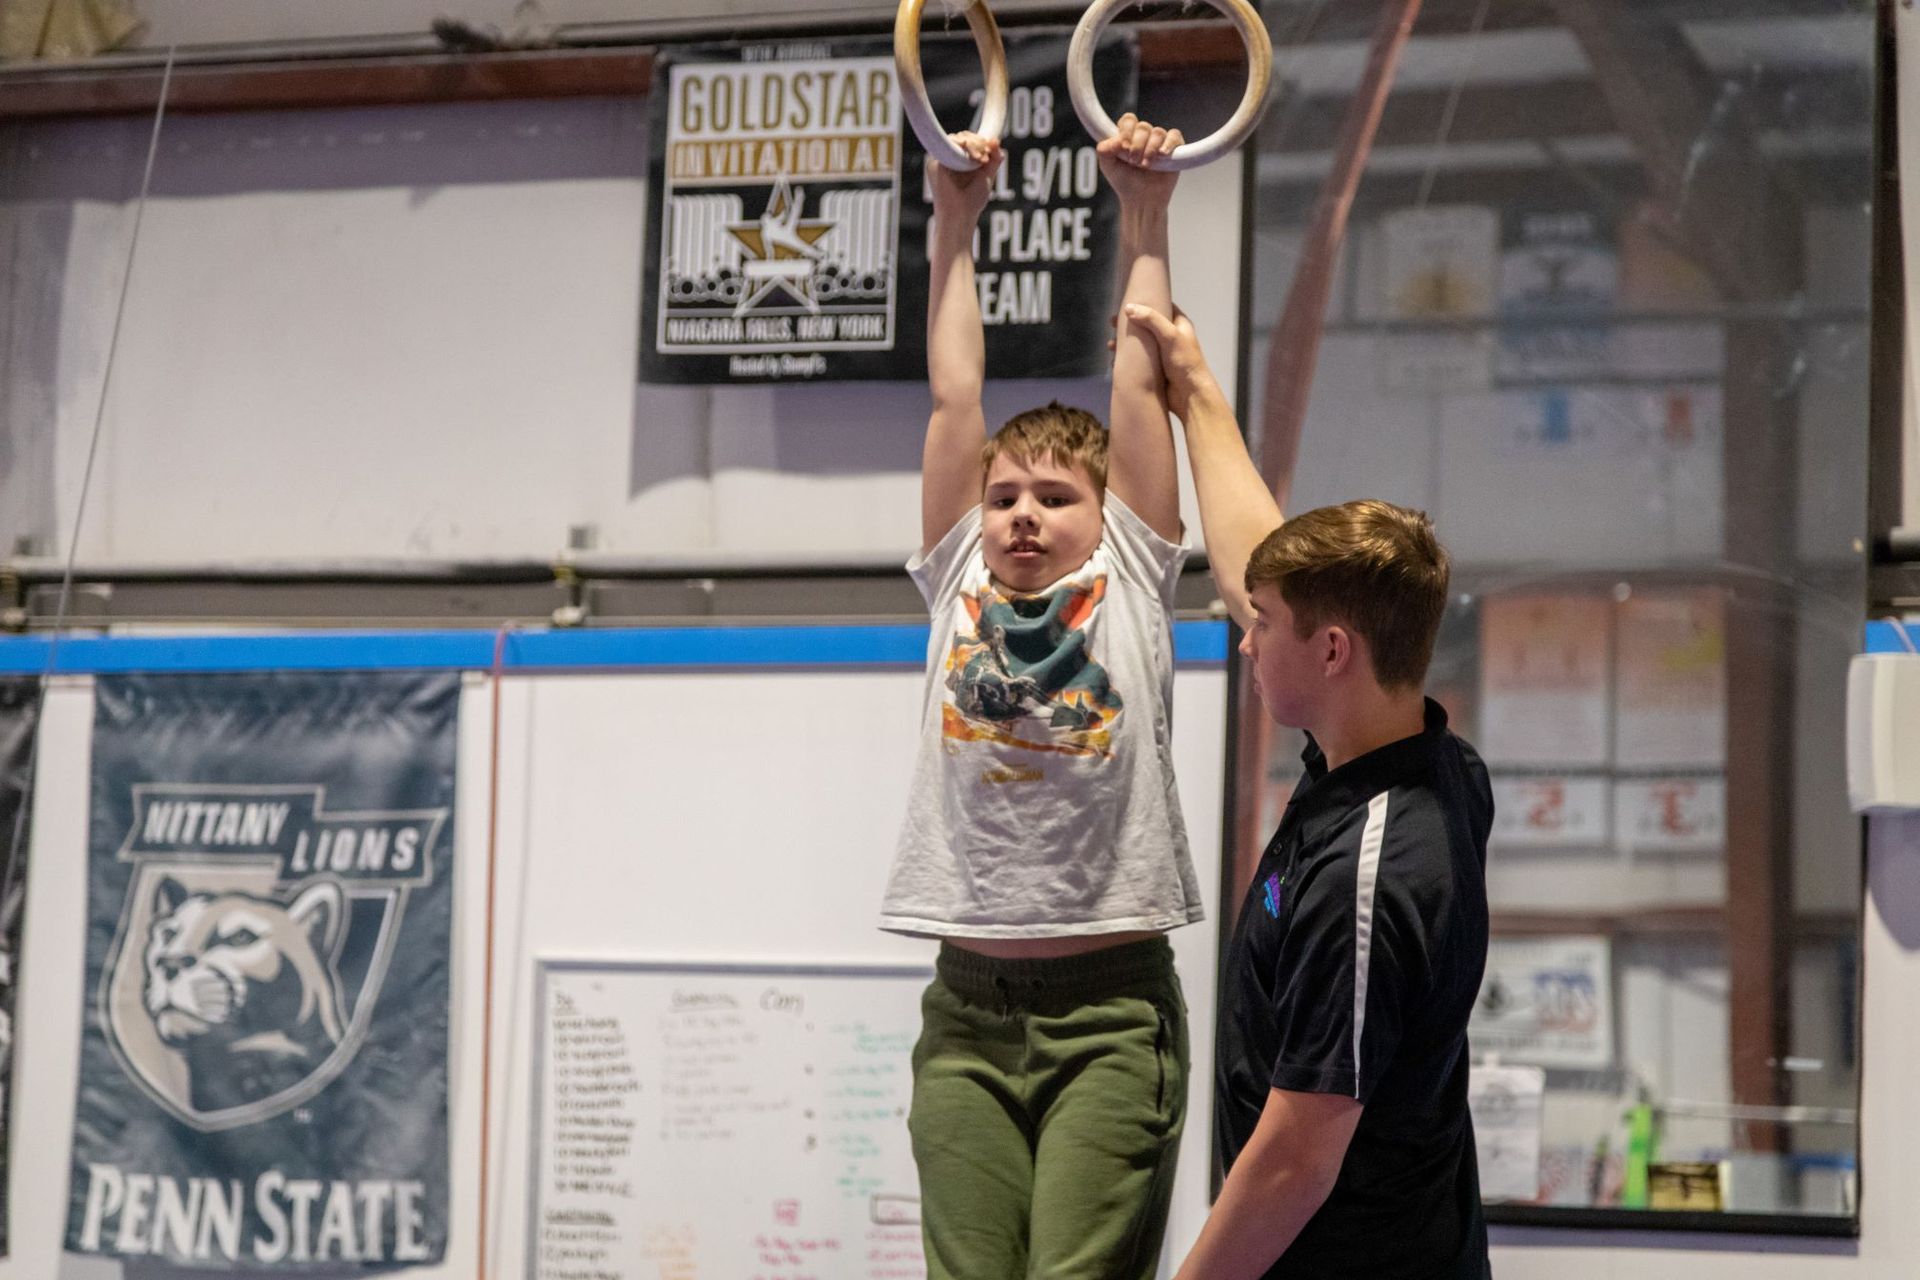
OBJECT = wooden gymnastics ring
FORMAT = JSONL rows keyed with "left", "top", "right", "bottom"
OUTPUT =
{"left": 1068, "top": 0, "right": 1273, "bottom": 171}
{"left": 895, "top": 0, "right": 1009, "bottom": 171}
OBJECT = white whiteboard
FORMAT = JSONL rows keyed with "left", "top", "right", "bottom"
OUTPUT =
{"left": 529, "top": 959, "right": 935, "bottom": 1280}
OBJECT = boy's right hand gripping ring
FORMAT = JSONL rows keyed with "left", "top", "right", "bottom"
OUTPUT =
{"left": 1067, "top": 0, "right": 1273, "bottom": 171}
{"left": 894, "top": 0, "right": 1009, "bottom": 171}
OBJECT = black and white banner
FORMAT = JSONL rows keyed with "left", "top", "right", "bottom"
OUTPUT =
{"left": 640, "top": 31, "right": 1135, "bottom": 384}
{"left": 0, "top": 678, "right": 38, "bottom": 1260}
{"left": 67, "top": 672, "right": 459, "bottom": 1270}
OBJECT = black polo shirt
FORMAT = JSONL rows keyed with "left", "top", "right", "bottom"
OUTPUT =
{"left": 1216, "top": 699, "right": 1493, "bottom": 1279}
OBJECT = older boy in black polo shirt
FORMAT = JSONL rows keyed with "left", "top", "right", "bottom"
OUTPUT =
{"left": 1125, "top": 301, "right": 1493, "bottom": 1279}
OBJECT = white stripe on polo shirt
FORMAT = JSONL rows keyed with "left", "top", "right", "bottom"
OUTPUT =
{"left": 1352, "top": 790, "right": 1391, "bottom": 1098}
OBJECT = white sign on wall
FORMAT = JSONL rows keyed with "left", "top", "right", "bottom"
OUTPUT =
{"left": 1467, "top": 1063, "right": 1546, "bottom": 1202}
{"left": 1477, "top": 595, "right": 1613, "bottom": 769}
{"left": 1469, "top": 936, "right": 1614, "bottom": 1071}
{"left": 1489, "top": 775, "right": 1611, "bottom": 848}
{"left": 1614, "top": 588, "right": 1727, "bottom": 770}
{"left": 1614, "top": 776, "right": 1725, "bottom": 854}
{"left": 1377, "top": 204, "right": 1499, "bottom": 393}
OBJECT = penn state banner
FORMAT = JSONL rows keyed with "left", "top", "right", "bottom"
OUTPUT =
{"left": 67, "top": 672, "right": 458, "bottom": 1269}
{"left": 640, "top": 30, "right": 1134, "bottom": 383}
{"left": 0, "top": 677, "right": 39, "bottom": 1260}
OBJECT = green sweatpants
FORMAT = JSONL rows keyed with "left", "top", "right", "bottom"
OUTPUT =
{"left": 909, "top": 937, "right": 1189, "bottom": 1280}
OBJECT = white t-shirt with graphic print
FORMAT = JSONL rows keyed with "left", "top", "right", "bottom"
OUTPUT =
{"left": 880, "top": 494, "right": 1205, "bottom": 939}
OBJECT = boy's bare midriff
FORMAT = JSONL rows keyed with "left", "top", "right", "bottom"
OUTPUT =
{"left": 947, "top": 929, "right": 1162, "bottom": 960}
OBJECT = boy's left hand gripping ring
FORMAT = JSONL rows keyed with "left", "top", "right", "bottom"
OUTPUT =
{"left": 895, "top": 0, "right": 1009, "bottom": 171}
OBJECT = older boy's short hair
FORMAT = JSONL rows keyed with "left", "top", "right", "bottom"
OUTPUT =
{"left": 1246, "top": 500, "right": 1450, "bottom": 690}
{"left": 982, "top": 401, "right": 1108, "bottom": 491}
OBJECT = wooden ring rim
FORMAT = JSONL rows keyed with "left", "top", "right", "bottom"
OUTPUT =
{"left": 894, "top": 0, "right": 1010, "bottom": 172}
{"left": 1066, "top": 0, "right": 1273, "bottom": 172}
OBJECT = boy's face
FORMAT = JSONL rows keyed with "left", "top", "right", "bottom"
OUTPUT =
{"left": 981, "top": 452, "right": 1104, "bottom": 593}
{"left": 1240, "top": 584, "right": 1326, "bottom": 728}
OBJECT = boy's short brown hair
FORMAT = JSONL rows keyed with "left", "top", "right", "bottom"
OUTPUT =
{"left": 981, "top": 401, "right": 1108, "bottom": 491}
{"left": 1246, "top": 500, "right": 1450, "bottom": 690}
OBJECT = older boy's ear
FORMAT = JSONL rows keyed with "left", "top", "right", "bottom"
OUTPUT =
{"left": 1322, "top": 626, "right": 1353, "bottom": 677}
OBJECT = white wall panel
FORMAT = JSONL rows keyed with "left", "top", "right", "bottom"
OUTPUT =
{"left": 2, "top": 662, "right": 1227, "bottom": 1279}
{"left": 2, "top": 95, "right": 1242, "bottom": 566}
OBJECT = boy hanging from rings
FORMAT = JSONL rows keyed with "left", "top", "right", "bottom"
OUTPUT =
{"left": 879, "top": 112, "right": 1202, "bottom": 1280}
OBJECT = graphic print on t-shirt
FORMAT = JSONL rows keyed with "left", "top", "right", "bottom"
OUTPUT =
{"left": 941, "top": 575, "right": 1124, "bottom": 760}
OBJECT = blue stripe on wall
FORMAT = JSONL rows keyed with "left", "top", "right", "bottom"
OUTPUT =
{"left": 0, "top": 631, "right": 494, "bottom": 674}
{"left": 1173, "top": 620, "right": 1230, "bottom": 663}
{"left": 0, "top": 620, "right": 1233, "bottom": 674}
{"left": 6, "top": 620, "right": 1904, "bottom": 673}
{"left": 1864, "top": 620, "right": 1920, "bottom": 655}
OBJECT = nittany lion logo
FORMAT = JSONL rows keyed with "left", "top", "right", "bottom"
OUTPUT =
{"left": 99, "top": 785, "right": 446, "bottom": 1132}
{"left": 142, "top": 877, "right": 350, "bottom": 1115}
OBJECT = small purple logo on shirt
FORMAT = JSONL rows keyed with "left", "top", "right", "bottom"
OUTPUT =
{"left": 1262, "top": 872, "right": 1285, "bottom": 918}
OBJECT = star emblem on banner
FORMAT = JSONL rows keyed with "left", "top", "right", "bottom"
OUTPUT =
{"left": 725, "top": 176, "right": 834, "bottom": 315}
